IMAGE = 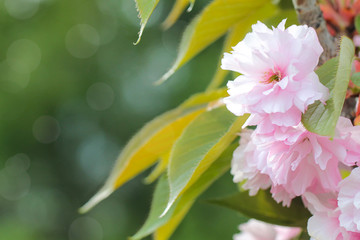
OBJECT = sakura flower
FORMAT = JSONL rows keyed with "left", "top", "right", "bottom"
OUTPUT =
{"left": 222, "top": 19, "right": 329, "bottom": 127}
{"left": 303, "top": 192, "right": 352, "bottom": 240}
{"left": 231, "top": 129, "right": 272, "bottom": 196}
{"left": 303, "top": 192, "right": 360, "bottom": 240}
{"left": 338, "top": 167, "right": 360, "bottom": 233}
{"left": 231, "top": 117, "right": 360, "bottom": 207}
{"left": 233, "top": 219, "right": 301, "bottom": 240}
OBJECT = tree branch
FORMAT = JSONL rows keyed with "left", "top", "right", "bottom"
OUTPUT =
{"left": 292, "top": 0, "right": 356, "bottom": 120}
{"left": 292, "top": 0, "right": 337, "bottom": 65}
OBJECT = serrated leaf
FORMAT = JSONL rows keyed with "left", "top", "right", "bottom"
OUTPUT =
{"left": 132, "top": 143, "right": 237, "bottom": 240}
{"left": 162, "top": 0, "right": 195, "bottom": 30}
{"left": 134, "top": 0, "right": 160, "bottom": 45}
{"left": 80, "top": 89, "right": 229, "bottom": 213}
{"left": 206, "top": 5, "right": 279, "bottom": 91}
{"left": 355, "top": 15, "right": 360, "bottom": 33}
{"left": 208, "top": 190, "right": 311, "bottom": 228}
{"left": 301, "top": 36, "right": 355, "bottom": 137}
{"left": 351, "top": 72, "right": 360, "bottom": 87}
{"left": 163, "top": 107, "right": 248, "bottom": 215}
{"left": 157, "top": 0, "right": 277, "bottom": 84}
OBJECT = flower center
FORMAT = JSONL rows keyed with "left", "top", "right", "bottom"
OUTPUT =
{"left": 262, "top": 70, "right": 282, "bottom": 84}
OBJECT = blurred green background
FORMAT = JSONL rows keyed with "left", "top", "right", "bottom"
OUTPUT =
{"left": 0, "top": 0, "right": 246, "bottom": 239}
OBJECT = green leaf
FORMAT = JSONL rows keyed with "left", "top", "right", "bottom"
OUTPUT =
{"left": 278, "top": 0, "right": 295, "bottom": 9}
{"left": 351, "top": 72, "right": 360, "bottom": 87}
{"left": 156, "top": 0, "right": 277, "bottom": 84}
{"left": 131, "top": 174, "right": 175, "bottom": 240}
{"left": 131, "top": 143, "right": 237, "bottom": 240}
{"left": 265, "top": 9, "right": 298, "bottom": 26}
{"left": 79, "top": 107, "right": 202, "bottom": 213}
{"left": 79, "top": 89, "right": 229, "bottom": 213}
{"left": 297, "top": 230, "right": 311, "bottom": 240}
{"left": 144, "top": 152, "right": 170, "bottom": 184}
{"left": 180, "top": 88, "right": 227, "bottom": 108}
{"left": 164, "top": 107, "right": 248, "bottom": 214}
{"left": 301, "top": 36, "right": 355, "bottom": 137}
{"left": 162, "top": 0, "right": 195, "bottom": 30}
{"left": 134, "top": 0, "right": 160, "bottom": 45}
{"left": 208, "top": 190, "right": 311, "bottom": 228}
{"left": 355, "top": 15, "right": 360, "bottom": 33}
{"left": 155, "top": 143, "right": 237, "bottom": 240}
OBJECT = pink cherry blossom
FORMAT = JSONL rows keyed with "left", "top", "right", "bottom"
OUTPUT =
{"left": 231, "top": 117, "right": 360, "bottom": 207}
{"left": 231, "top": 129, "right": 272, "bottom": 196}
{"left": 222, "top": 19, "right": 329, "bottom": 127}
{"left": 303, "top": 192, "right": 360, "bottom": 240}
{"left": 233, "top": 219, "right": 301, "bottom": 240}
{"left": 303, "top": 192, "right": 350, "bottom": 240}
{"left": 338, "top": 167, "right": 360, "bottom": 233}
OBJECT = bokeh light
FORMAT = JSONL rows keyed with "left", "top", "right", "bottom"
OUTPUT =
{"left": 65, "top": 24, "right": 100, "bottom": 59}
{"left": 5, "top": 153, "right": 31, "bottom": 174}
{"left": 76, "top": 131, "right": 119, "bottom": 182}
{"left": 0, "top": 154, "right": 31, "bottom": 201}
{"left": 4, "top": 0, "right": 40, "bottom": 19}
{"left": 0, "top": 0, "right": 241, "bottom": 239}
{"left": 6, "top": 39, "right": 41, "bottom": 74}
{"left": 2, "top": 39, "right": 41, "bottom": 91}
{"left": 16, "top": 190, "right": 51, "bottom": 230}
{"left": 32, "top": 116, "right": 61, "bottom": 144}
{"left": 0, "top": 62, "right": 31, "bottom": 92}
{"left": 86, "top": 82, "right": 115, "bottom": 111}
{"left": 69, "top": 216, "right": 103, "bottom": 240}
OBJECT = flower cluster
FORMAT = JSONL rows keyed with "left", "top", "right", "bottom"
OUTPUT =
{"left": 223, "top": 20, "right": 360, "bottom": 239}
{"left": 222, "top": 19, "right": 329, "bottom": 129}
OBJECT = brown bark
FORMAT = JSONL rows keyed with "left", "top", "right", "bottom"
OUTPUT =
{"left": 292, "top": 0, "right": 337, "bottom": 65}
{"left": 292, "top": 0, "right": 356, "bottom": 120}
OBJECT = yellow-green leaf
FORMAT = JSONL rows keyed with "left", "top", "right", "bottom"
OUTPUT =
{"left": 154, "top": 143, "right": 237, "bottom": 240}
{"left": 162, "top": 0, "right": 195, "bottom": 30}
{"left": 134, "top": 0, "right": 160, "bottom": 45}
{"left": 80, "top": 89, "right": 229, "bottom": 213}
{"left": 131, "top": 143, "right": 237, "bottom": 240}
{"left": 264, "top": 9, "right": 298, "bottom": 26}
{"left": 163, "top": 107, "right": 248, "bottom": 215}
{"left": 157, "top": 0, "right": 276, "bottom": 84}
{"left": 154, "top": 205, "right": 191, "bottom": 240}
{"left": 79, "top": 108, "right": 203, "bottom": 213}
{"left": 180, "top": 88, "right": 227, "bottom": 108}
{"left": 131, "top": 174, "right": 174, "bottom": 240}
{"left": 144, "top": 152, "right": 170, "bottom": 184}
